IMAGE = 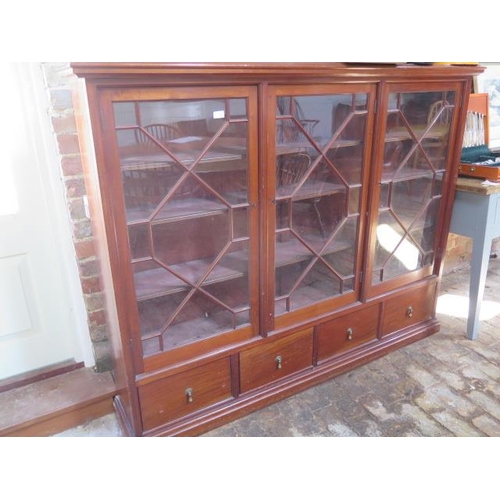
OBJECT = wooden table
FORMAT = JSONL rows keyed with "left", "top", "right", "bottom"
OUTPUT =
{"left": 449, "top": 176, "right": 500, "bottom": 339}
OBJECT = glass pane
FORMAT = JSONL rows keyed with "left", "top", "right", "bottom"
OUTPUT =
{"left": 274, "top": 92, "right": 367, "bottom": 315}
{"left": 152, "top": 212, "right": 229, "bottom": 271}
{"left": 133, "top": 261, "right": 187, "bottom": 299}
{"left": 113, "top": 102, "right": 136, "bottom": 126}
{"left": 129, "top": 224, "right": 151, "bottom": 260}
{"left": 275, "top": 230, "right": 314, "bottom": 269}
{"left": 163, "top": 291, "right": 238, "bottom": 350}
{"left": 391, "top": 176, "right": 433, "bottom": 227}
{"left": 373, "top": 89, "right": 454, "bottom": 285}
{"left": 323, "top": 216, "right": 359, "bottom": 275}
{"left": 136, "top": 290, "right": 188, "bottom": 355}
{"left": 373, "top": 211, "right": 422, "bottom": 282}
{"left": 114, "top": 96, "right": 252, "bottom": 356}
{"left": 152, "top": 177, "right": 227, "bottom": 224}
{"left": 119, "top": 129, "right": 182, "bottom": 224}
{"left": 379, "top": 183, "right": 390, "bottom": 209}
{"left": 195, "top": 122, "right": 248, "bottom": 205}
{"left": 229, "top": 99, "right": 247, "bottom": 119}
{"left": 409, "top": 197, "right": 440, "bottom": 258}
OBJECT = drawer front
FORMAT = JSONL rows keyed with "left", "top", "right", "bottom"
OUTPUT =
{"left": 381, "top": 283, "right": 437, "bottom": 337}
{"left": 138, "top": 357, "right": 232, "bottom": 431}
{"left": 240, "top": 328, "right": 313, "bottom": 393}
{"left": 316, "top": 304, "right": 379, "bottom": 362}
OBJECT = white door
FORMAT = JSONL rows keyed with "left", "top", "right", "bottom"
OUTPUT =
{"left": 0, "top": 62, "right": 93, "bottom": 380}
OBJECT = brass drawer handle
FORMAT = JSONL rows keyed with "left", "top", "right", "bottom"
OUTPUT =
{"left": 185, "top": 388, "right": 193, "bottom": 404}
{"left": 276, "top": 355, "right": 282, "bottom": 370}
{"left": 407, "top": 306, "right": 413, "bottom": 318}
{"left": 347, "top": 327, "right": 353, "bottom": 341}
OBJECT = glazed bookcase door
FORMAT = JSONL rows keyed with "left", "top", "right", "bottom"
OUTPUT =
{"left": 367, "top": 83, "right": 462, "bottom": 294}
{"left": 106, "top": 86, "right": 259, "bottom": 362}
{"left": 266, "top": 85, "right": 375, "bottom": 329}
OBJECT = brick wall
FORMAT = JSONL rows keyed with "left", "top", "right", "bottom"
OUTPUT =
{"left": 443, "top": 233, "right": 474, "bottom": 274}
{"left": 41, "top": 62, "right": 111, "bottom": 372}
{"left": 444, "top": 233, "right": 499, "bottom": 274}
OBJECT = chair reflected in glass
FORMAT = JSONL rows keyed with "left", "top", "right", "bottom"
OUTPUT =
{"left": 276, "top": 153, "right": 311, "bottom": 195}
{"left": 123, "top": 124, "right": 183, "bottom": 217}
{"left": 416, "top": 100, "right": 452, "bottom": 171}
{"left": 276, "top": 152, "right": 327, "bottom": 239}
{"left": 134, "top": 123, "right": 182, "bottom": 147}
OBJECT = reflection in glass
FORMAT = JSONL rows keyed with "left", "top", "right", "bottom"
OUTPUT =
{"left": 376, "top": 224, "right": 420, "bottom": 272}
{"left": 373, "top": 90, "right": 455, "bottom": 285}
{"left": 114, "top": 96, "right": 251, "bottom": 356}
{"left": 274, "top": 92, "right": 367, "bottom": 315}
{"left": 128, "top": 224, "right": 151, "bottom": 260}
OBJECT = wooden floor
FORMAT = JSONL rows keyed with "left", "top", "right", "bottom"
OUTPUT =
{"left": 0, "top": 367, "right": 117, "bottom": 437}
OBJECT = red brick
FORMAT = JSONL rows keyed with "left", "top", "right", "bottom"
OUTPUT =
{"left": 81, "top": 277, "right": 101, "bottom": 294}
{"left": 75, "top": 239, "right": 96, "bottom": 260}
{"left": 72, "top": 219, "right": 93, "bottom": 239}
{"left": 57, "top": 133, "right": 81, "bottom": 155}
{"left": 88, "top": 309, "right": 107, "bottom": 327}
{"left": 50, "top": 89, "right": 74, "bottom": 111}
{"left": 52, "top": 113, "right": 77, "bottom": 134}
{"left": 61, "top": 155, "right": 83, "bottom": 177}
{"left": 68, "top": 198, "right": 86, "bottom": 220}
{"left": 78, "top": 258, "right": 100, "bottom": 278}
{"left": 84, "top": 292, "right": 105, "bottom": 311}
{"left": 65, "top": 177, "right": 86, "bottom": 198}
{"left": 88, "top": 324, "right": 108, "bottom": 343}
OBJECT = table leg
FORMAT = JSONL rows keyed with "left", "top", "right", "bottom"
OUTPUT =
{"left": 467, "top": 234, "right": 493, "bottom": 340}
{"left": 450, "top": 186, "right": 500, "bottom": 340}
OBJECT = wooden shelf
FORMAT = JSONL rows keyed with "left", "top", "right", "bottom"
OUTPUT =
{"left": 275, "top": 235, "right": 353, "bottom": 269}
{"left": 141, "top": 308, "right": 251, "bottom": 356}
{"left": 134, "top": 250, "right": 249, "bottom": 301}
{"left": 275, "top": 280, "right": 353, "bottom": 316}
{"left": 385, "top": 124, "right": 449, "bottom": 143}
{"left": 126, "top": 195, "right": 248, "bottom": 225}
{"left": 126, "top": 198, "right": 225, "bottom": 225}
{"left": 380, "top": 169, "right": 440, "bottom": 184}
{"left": 121, "top": 150, "right": 244, "bottom": 171}
{"left": 276, "top": 138, "right": 361, "bottom": 156}
{"left": 276, "top": 180, "right": 345, "bottom": 201}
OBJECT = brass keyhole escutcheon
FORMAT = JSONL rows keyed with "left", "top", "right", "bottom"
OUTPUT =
{"left": 347, "top": 327, "right": 353, "bottom": 341}
{"left": 186, "top": 388, "right": 193, "bottom": 404}
{"left": 407, "top": 306, "right": 413, "bottom": 318}
{"left": 276, "top": 355, "right": 282, "bottom": 370}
